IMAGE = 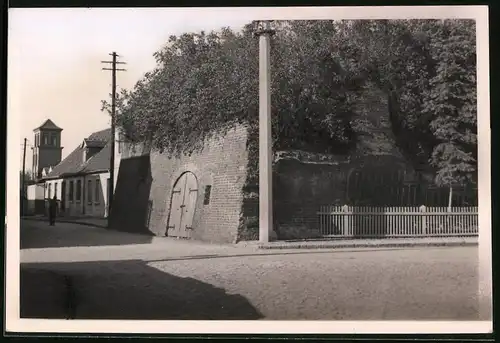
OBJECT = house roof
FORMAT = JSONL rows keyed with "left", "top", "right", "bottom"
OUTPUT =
{"left": 34, "top": 119, "right": 63, "bottom": 131}
{"left": 43, "top": 128, "right": 111, "bottom": 179}
{"left": 80, "top": 143, "right": 111, "bottom": 174}
{"left": 88, "top": 128, "right": 111, "bottom": 142}
{"left": 83, "top": 138, "right": 107, "bottom": 148}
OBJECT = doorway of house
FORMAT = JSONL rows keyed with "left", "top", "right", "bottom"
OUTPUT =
{"left": 167, "top": 172, "right": 198, "bottom": 238}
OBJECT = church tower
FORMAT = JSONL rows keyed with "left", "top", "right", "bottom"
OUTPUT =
{"left": 32, "top": 119, "right": 63, "bottom": 180}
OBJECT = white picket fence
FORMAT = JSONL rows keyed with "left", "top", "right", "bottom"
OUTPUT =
{"left": 317, "top": 205, "right": 478, "bottom": 238}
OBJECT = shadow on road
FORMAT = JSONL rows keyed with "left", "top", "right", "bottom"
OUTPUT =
{"left": 20, "top": 260, "right": 263, "bottom": 320}
{"left": 20, "top": 220, "right": 154, "bottom": 249}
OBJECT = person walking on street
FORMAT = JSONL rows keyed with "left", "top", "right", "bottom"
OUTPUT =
{"left": 49, "top": 195, "right": 57, "bottom": 226}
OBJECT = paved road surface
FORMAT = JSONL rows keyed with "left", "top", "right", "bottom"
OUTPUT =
{"left": 19, "top": 220, "right": 481, "bottom": 320}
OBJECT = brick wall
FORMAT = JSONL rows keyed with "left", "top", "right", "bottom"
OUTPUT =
{"left": 111, "top": 124, "right": 251, "bottom": 243}
{"left": 111, "top": 155, "right": 152, "bottom": 234}
{"left": 272, "top": 155, "right": 412, "bottom": 238}
{"left": 273, "top": 158, "right": 350, "bottom": 231}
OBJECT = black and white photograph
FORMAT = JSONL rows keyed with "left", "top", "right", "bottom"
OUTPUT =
{"left": 6, "top": 6, "right": 492, "bottom": 334}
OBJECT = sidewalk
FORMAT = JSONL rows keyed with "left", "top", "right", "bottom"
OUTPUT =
{"left": 22, "top": 215, "right": 108, "bottom": 229}
{"left": 20, "top": 216, "right": 478, "bottom": 252}
{"left": 257, "top": 236, "right": 478, "bottom": 250}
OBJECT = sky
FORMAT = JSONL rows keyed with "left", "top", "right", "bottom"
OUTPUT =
{"left": 9, "top": 8, "right": 257, "bottom": 168}
{"left": 8, "top": 6, "right": 485, "bottom": 170}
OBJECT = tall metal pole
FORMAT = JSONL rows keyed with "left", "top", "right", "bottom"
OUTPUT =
{"left": 102, "top": 52, "right": 126, "bottom": 224}
{"left": 21, "top": 138, "right": 27, "bottom": 216}
{"left": 254, "top": 21, "right": 275, "bottom": 243}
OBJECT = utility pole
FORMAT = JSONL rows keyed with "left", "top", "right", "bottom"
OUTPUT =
{"left": 254, "top": 21, "right": 276, "bottom": 243}
{"left": 21, "top": 138, "right": 27, "bottom": 216}
{"left": 101, "top": 52, "right": 126, "bottom": 223}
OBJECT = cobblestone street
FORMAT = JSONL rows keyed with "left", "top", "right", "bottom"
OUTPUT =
{"left": 20, "top": 220, "right": 481, "bottom": 320}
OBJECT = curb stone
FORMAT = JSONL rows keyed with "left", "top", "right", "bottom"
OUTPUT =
{"left": 258, "top": 240, "right": 478, "bottom": 250}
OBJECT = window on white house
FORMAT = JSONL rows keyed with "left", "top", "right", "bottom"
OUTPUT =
{"left": 95, "top": 179, "right": 100, "bottom": 203}
{"left": 88, "top": 179, "right": 93, "bottom": 204}
{"left": 69, "top": 180, "right": 74, "bottom": 202}
{"left": 107, "top": 178, "right": 110, "bottom": 204}
{"left": 76, "top": 180, "right": 82, "bottom": 202}
{"left": 48, "top": 183, "right": 51, "bottom": 199}
{"left": 54, "top": 183, "right": 58, "bottom": 199}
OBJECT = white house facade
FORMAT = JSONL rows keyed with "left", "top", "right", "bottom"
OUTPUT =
{"left": 37, "top": 126, "right": 113, "bottom": 218}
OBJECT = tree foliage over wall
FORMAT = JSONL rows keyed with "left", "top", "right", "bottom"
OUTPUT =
{"left": 102, "top": 19, "right": 477, "bottom": 187}
{"left": 423, "top": 20, "right": 477, "bottom": 187}
{"left": 20, "top": 171, "right": 35, "bottom": 188}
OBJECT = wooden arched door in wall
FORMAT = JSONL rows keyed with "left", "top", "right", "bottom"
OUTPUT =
{"left": 167, "top": 172, "right": 198, "bottom": 238}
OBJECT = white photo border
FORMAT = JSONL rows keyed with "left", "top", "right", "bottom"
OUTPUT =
{"left": 5, "top": 5, "right": 492, "bottom": 334}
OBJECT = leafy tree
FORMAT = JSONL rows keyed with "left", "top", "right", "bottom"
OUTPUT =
{"left": 331, "top": 19, "right": 439, "bottom": 172}
{"left": 20, "top": 170, "right": 34, "bottom": 183}
{"left": 270, "top": 20, "right": 362, "bottom": 154}
{"left": 103, "top": 22, "right": 362, "bottom": 159}
{"left": 20, "top": 170, "right": 35, "bottom": 196}
{"left": 332, "top": 19, "right": 477, "bottom": 200}
{"left": 421, "top": 19, "right": 477, "bottom": 207}
{"left": 102, "top": 19, "right": 477, "bottom": 199}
